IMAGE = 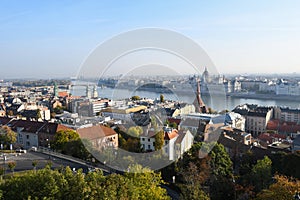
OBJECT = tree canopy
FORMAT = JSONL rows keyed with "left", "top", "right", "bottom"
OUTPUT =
{"left": 154, "top": 130, "right": 164, "bottom": 150}
{"left": 176, "top": 142, "right": 234, "bottom": 200}
{"left": 0, "top": 165, "right": 170, "bottom": 200}
{"left": 256, "top": 175, "right": 300, "bottom": 200}
{"left": 127, "top": 126, "right": 143, "bottom": 138}
{"left": 0, "top": 126, "right": 17, "bottom": 147}
{"left": 52, "top": 130, "right": 91, "bottom": 160}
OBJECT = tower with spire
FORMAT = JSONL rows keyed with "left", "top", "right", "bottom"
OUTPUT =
{"left": 92, "top": 85, "right": 98, "bottom": 98}
{"left": 86, "top": 85, "right": 91, "bottom": 99}
{"left": 194, "top": 77, "right": 208, "bottom": 113}
{"left": 53, "top": 82, "right": 58, "bottom": 98}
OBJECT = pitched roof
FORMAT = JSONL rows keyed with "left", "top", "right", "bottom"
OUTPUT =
{"left": 4, "top": 119, "right": 72, "bottom": 134}
{"left": 0, "top": 117, "right": 13, "bottom": 125}
{"left": 77, "top": 125, "right": 117, "bottom": 140}
{"left": 175, "top": 130, "right": 188, "bottom": 144}
{"left": 164, "top": 129, "right": 178, "bottom": 140}
{"left": 167, "top": 118, "right": 181, "bottom": 125}
{"left": 267, "top": 119, "right": 300, "bottom": 133}
{"left": 140, "top": 130, "right": 156, "bottom": 138}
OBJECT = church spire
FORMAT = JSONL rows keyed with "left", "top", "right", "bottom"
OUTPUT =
{"left": 194, "top": 77, "right": 208, "bottom": 113}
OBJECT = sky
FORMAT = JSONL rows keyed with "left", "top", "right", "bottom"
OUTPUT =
{"left": 1, "top": 0, "right": 300, "bottom": 79}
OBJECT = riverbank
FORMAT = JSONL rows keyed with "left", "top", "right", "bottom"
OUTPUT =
{"left": 227, "top": 93, "right": 300, "bottom": 102}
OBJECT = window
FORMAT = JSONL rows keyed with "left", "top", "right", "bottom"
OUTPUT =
{"left": 148, "top": 145, "right": 151, "bottom": 150}
{"left": 148, "top": 139, "right": 150, "bottom": 142}
{"left": 142, "top": 138, "right": 145, "bottom": 141}
{"left": 26, "top": 135, "right": 29, "bottom": 139}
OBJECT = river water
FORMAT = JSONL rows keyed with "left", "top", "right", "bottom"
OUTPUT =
{"left": 71, "top": 86, "right": 300, "bottom": 111}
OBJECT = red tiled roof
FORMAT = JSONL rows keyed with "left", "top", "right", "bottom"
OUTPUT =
{"left": 164, "top": 129, "right": 178, "bottom": 140}
{"left": 57, "top": 124, "right": 73, "bottom": 132}
{"left": 258, "top": 132, "right": 286, "bottom": 144}
{"left": 267, "top": 119, "right": 300, "bottom": 133}
{"left": 58, "top": 91, "right": 69, "bottom": 97}
{"left": 77, "top": 125, "right": 117, "bottom": 140}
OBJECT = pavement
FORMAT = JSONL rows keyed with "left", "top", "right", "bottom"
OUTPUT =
{"left": 0, "top": 151, "right": 89, "bottom": 174}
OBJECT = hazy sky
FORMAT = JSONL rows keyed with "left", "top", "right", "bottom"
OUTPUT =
{"left": 1, "top": 0, "right": 300, "bottom": 79}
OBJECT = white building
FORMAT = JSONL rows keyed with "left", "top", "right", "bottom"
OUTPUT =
{"left": 276, "top": 81, "right": 300, "bottom": 96}
{"left": 140, "top": 128, "right": 194, "bottom": 161}
{"left": 225, "top": 112, "right": 246, "bottom": 131}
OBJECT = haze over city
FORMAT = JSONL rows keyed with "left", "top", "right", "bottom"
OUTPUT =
{"left": 1, "top": 0, "right": 300, "bottom": 79}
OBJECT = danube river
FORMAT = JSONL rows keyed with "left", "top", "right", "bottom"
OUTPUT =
{"left": 71, "top": 86, "right": 300, "bottom": 111}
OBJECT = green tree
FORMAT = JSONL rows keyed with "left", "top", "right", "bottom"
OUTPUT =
{"left": 36, "top": 109, "right": 42, "bottom": 120}
{"left": 124, "top": 164, "right": 170, "bottom": 200}
{"left": 176, "top": 142, "right": 234, "bottom": 200}
{"left": 128, "top": 126, "right": 143, "bottom": 137}
{"left": 7, "top": 161, "right": 16, "bottom": 174}
{"left": 0, "top": 165, "right": 170, "bottom": 200}
{"left": 154, "top": 130, "right": 164, "bottom": 150}
{"left": 32, "top": 160, "right": 38, "bottom": 171}
{"left": 169, "top": 122, "right": 178, "bottom": 129}
{"left": 0, "top": 167, "right": 4, "bottom": 181}
{"left": 210, "top": 143, "right": 233, "bottom": 177}
{"left": 270, "top": 151, "right": 300, "bottom": 179}
{"left": 52, "top": 130, "right": 91, "bottom": 160}
{"left": 131, "top": 95, "right": 141, "bottom": 101}
{"left": 53, "top": 106, "right": 64, "bottom": 114}
{"left": 52, "top": 130, "right": 79, "bottom": 150}
{"left": 160, "top": 94, "right": 164, "bottom": 103}
{"left": 126, "top": 138, "right": 142, "bottom": 153}
{"left": 0, "top": 126, "right": 17, "bottom": 147}
{"left": 251, "top": 156, "right": 272, "bottom": 192}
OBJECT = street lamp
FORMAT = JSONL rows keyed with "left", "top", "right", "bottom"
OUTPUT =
{"left": 233, "top": 177, "right": 236, "bottom": 200}
{"left": 3, "top": 155, "right": 6, "bottom": 176}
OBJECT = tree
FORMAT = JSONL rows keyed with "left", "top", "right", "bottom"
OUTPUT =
{"left": 176, "top": 142, "right": 234, "bottom": 200}
{"left": 0, "top": 165, "right": 170, "bottom": 200}
{"left": 210, "top": 143, "right": 233, "bottom": 177}
{"left": 127, "top": 126, "right": 143, "bottom": 138}
{"left": 270, "top": 151, "right": 300, "bottom": 179}
{"left": 32, "top": 160, "right": 38, "bottom": 171}
{"left": 256, "top": 175, "right": 300, "bottom": 200}
{"left": 178, "top": 159, "right": 210, "bottom": 200}
{"left": 169, "top": 122, "right": 178, "bottom": 129}
{"left": 0, "top": 167, "right": 4, "bottom": 181}
{"left": 251, "top": 156, "right": 272, "bottom": 192}
{"left": 131, "top": 95, "right": 141, "bottom": 101}
{"left": 160, "top": 94, "right": 164, "bottom": 103}
{"left": 36, "top": 109, "right": 42, "bottom": 121}
{"left": 0, "top": 126, "right": 17, "bottom": 147}
{"left": 52, "top": 130, "right": 91, "bottom": 160}
{"left": 125, "top": 138, "right": 142, "bottom": 153}
{"left": 209, "top": 143, "right": 234, "bottom": 200}
{"left": 7, "top": 161, "right": 16, "bottom": 174}
{"left": 154, "top": 130, "right": 164, "bottom": 150}
{"left": 52, "top": 130, "right": 79, "bottom": 151}
{"left": 53, "top": 106, "right": 64, "bottom": 114}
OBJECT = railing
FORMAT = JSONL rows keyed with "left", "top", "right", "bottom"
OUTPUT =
{"left": 37, "top": 147, "right": 109, "bottom": 173}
